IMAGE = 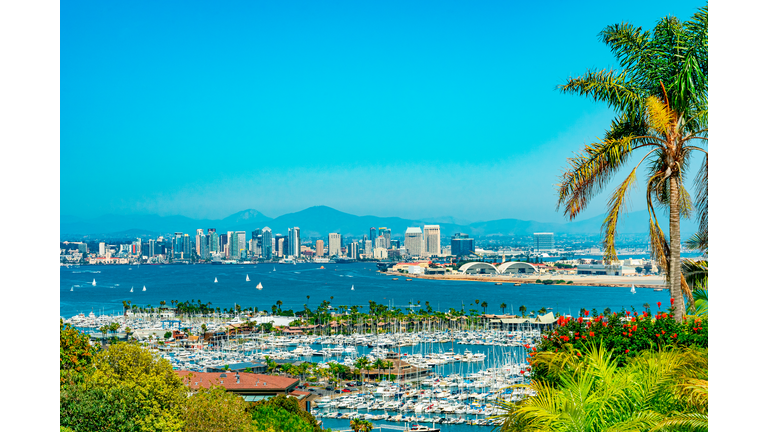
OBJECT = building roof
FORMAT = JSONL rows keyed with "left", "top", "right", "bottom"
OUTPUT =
{"left": 175, "top": 371, "right": 298, "bottom": 392}
{"left": 405, "top": 227, "right": 423, "bottom": 234}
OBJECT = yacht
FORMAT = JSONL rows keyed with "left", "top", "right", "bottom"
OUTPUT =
{"left": 256, "top": 282, "right": 263, "bottom": 290}
{"left": 214, "top": 277, "right": 218, "bottom": 283}
{"left": 246, "top": 274, "right": 250, "bottom": 282}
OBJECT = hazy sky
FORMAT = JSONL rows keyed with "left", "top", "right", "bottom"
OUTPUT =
{"left": 61, "top": 0, "right": 705, "bottom": 223}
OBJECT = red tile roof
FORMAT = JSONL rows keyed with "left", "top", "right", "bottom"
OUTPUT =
{"left": 175, "top": 371, "right": 298, "bottom": 392}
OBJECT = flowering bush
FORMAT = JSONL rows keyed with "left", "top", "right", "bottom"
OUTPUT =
{"left": 529, "top": 301, "right": 707, "bottom": 383}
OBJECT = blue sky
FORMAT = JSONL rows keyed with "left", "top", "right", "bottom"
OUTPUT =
{"left": 61, "top": 0, "right": 705, "bottom": 223}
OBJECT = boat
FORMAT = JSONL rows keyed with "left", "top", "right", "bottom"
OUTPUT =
{"left": 142, "top": 285, "right": 146, "bottom": 292}
{"left": 214, "top": 277, "right": 218, "bottom": 283}
{"left": 392, "top": 278, "right": 399, "bottom": 281}
{"left": 654, "top": 287, "right": 663, "bottom": 292}
{"left": 409, "top": 425, "right": 440, "bottom": 432}
{"left": 351, "top": 285, "right": 354, "bottom": 291}
{"left": 495, "top": 282, "right": 502, "bottom": 285}
{"left": 130, "top": 287, "right": 133, "bottom": 293}
{"left": 406, "top": 278, "right": 412, "bottom": 281}
{"left": 70, "top": 286, "right": 73, "bottom": 292}
{"left": 246, "top": 274, "right": 250, "bottom": 282}
{"left": 630, "top": 284, "right": 636, "bottom": 294}
{"left": 320, "top": 266, "right": 325, "bottom": 269}
{"left": 92, "top": 279, "right": 96, "bottom": 286}
{"left": 256, "top": 282, "right": 263, "bottom": 290}
{"left": 273, "top": 266, "right": 276, "bottom": 271}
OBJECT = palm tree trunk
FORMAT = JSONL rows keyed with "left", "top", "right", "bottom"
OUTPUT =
{"left": 669, "top": 176, "right": 683, "bottom": 322}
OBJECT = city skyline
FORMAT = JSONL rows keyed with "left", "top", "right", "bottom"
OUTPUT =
{"left": 61, "top": 0, "right": 704, "bottom": 223}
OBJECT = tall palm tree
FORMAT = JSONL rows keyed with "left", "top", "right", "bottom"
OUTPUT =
{"left": 500, "top": 303, "right": 507, "bottom": 315}
{"left": 518, "top": 305, "right": 527, "bottom": 317}
{"left": 556, "top": 6, "right": 707, "bottom": 322}
{"left": 480, "top": 301, "right": 488, "bottom": 314}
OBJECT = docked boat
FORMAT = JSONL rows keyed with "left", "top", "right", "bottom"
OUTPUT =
{"left": 409, "top": 425, "right": 440, "bottom": 432}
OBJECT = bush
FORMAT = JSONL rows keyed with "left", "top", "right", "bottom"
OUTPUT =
{"left": 183, "top": 386, "right": 251, "bottom": 432}
{"left": 250, "top": 395, "right": 321, "bottom": 432}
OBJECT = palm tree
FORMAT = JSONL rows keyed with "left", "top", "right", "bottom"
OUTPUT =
{"left": 518, "top": 305, "right": 527, "bottom": 317}
{"left": 538, "top": 307, "right": 547, "bottom": 315}
{"left": 480, "top": 301, "right": 488, "bottom": 314}
{"left": 276, "top": 300, "right": 283, "bottom": 313}
{"left": 495, "top": 343, "right": 708, "bottom": 431}
{"left": 500, "top": 303, "right": 507, "bottom": 315}
{"left": 556, "top": 6, "right": 707, "bottom": 322}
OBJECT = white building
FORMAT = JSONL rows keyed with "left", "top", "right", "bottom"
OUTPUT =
{"left": 534, "top": 233, "right": 555, "bottom": 252}
{"left": 373, "top": 247, "right": 388, "bottom": 259}
{"left": 404, "top": 227, "right": 423, "bottom": 258}
{"left": 364, "top": 240, "right": 372, "bottom": 255}
{"left": 423, "top": 225, "right": 441, "bottom": 257}
{"left": 348, "top": 242, "right": 358, "bottom": 259}
{"left": 328, "top": 233, "right": 341, "bottom": 257}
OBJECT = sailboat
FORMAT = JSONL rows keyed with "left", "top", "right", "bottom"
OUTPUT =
{"left": 630, "top": 284, "right": 636, "bottom": 294}
{"left": 130, "top": 287, "right": 133, "bottom": 293}
{"left": 256, "top": 282, "right": 263, "bottom": 290}
{"left": 142, "top": 285, "right": 146, "bottom": 292}
{"left": 273, "top": 266, "right": 276, "bottom": 272}
{"left": 351, "top": 285, "right": 355, "bottom": 291}
{"left": 70, "top": 286, "right": 73, "bottom": 292}
{"left": 92, "top": 278, "right": 96, "bottom": 286}
{"left": 246, "top": 274, "right": 250, "bottom": 282}
{"left": 214, "top": 277, "right": 218, "bottom": 283}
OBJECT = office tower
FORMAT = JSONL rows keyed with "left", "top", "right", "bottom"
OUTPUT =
{"left": 369, "top": 227, "right": 377, "bottom": 245}
{"left": 148, "top": 239, "right": 155, "bottom": 257}
{"left": 235, "top": 231, "right": 246, "bottom": 259}
{"left": 287, "top": 227, "right": 300, "bottom": 257}
{"left": 404, "top": 227, "right": 423, "bottom": 258}
{"left": 316, "top": 239, "right": 324, "bottom": 257}
{"left": 379, "top": 227, "right": 391, "bottom": 249}
{"left": 207, "top": 229, "right": 218, "bottom": 256}
{"left": 451, "top": 233, "right": 475, "bottom": 257}
{"left": 182, "top": 234, "right": 191, "bottom": 259}
{"left": 276, "top": 237, "right": 284, "bottom": 257}
{"left": 220, "top": 233, "right": 228, "bottom": 256}
{"left": 423, "top": 225, "right": 441, "bottom": 257}
{"left": 195, "top": 230, "right": 204, "bottom": 255}
{"left": 328, "top": 233, "right": 341, "bottom": 257}
{"left": 348, "top": 242, "right": 358, "bottom": 259}
{"left": 99, "top": 242, "right": 106, "bottom": 256}
{"left": 364, "top": 240, "right": 372, "bottom": 255}
{"left": 375, "top": 235, "right": 387, "bottom": 249}
{"left": 261, "top": 227, "right": 273, "bottom": 260}
{"left": 534, "top": 232, "right": 555, "bottom": 252}
{"left": 391, "top": 239, "right": 400, "bottom": 249}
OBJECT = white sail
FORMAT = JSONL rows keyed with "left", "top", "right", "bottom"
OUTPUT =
{"left": 246, "top": 274, "right": 250, "bottom": 282}
{"left": 214, "top": 277, "right": 218, "bottom": 283}
{"left": 142, "top": 285, "right": 146, "bottom": 291}
{"left": 70, "top": 286, "right": 73, "bottom": 292}
{"left": 256, "top": 282, "right": 263, "bottom": 290}
{"left": 273, "top": 266, "right": 276, "bottom": 271}
{"left": 630, "top": 284, "right": 636, "bottom": 294}
{"left": 92, "top": 279, "right": 96, "bottom": 286}
{"left": 130, "top": 287, "right": 133, "bottom": 293}
{"left": 351, "top": 285, "right": 355, "bottom": 291}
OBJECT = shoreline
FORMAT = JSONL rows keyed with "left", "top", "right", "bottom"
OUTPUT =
{"left": 381, "top": 271, "right": 666, "bottom": 289}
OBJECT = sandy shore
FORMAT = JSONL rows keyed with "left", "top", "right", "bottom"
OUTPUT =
{"left": 382, "top": 272, "right": 666, "bottom": 289}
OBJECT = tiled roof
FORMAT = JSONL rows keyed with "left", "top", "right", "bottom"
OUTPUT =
{"left": 175, "top": 371, "right": 298, "bottom": 391}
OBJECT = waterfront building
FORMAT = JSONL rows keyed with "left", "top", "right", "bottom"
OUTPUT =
{"left": 315, "top": 239, "right": 324, "bottom": 257}
{"left": 534, "top": 232, "right": 555, "bottom": 252}
{"left": 348, "top": 242, "right": 358, "bottom": 259}
{"left": 373, "top": 247, "right": 387, "bottom": 259}
{"left": 261, "top": 227, "right": 273, "bottom": 260}
{"left": 287, "top": 227, "right": 300, "bottom": 257}
{"left": 451, "top": 233, "right": 475, "bottom": 257}
{"left": 207, "top": 229, "right": 218, "bottom": 257}
{"left": 364, "top": 239, "right": 372, "bottom": 255}
{"left": 99, "top": 242, "right": 106, "bottom": 256}
{"left": 236, "top": 231, "right": 246, "bottom": 260}
{"left": 424, "top": 225, "right": 441, "bottom": 257}
{"left": 183, "top": 234, "right": 191, "bottom": 259}
{"left": 328, "top": 233, "right": 341, "bottom": 257}
{"left": 379, "top": 227, "right": 391, "bottom": 249}
{"left": 404, "top": 227, "right": 423, "bottom": 258}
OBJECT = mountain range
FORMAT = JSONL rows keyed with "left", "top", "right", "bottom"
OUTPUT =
{"left": 60, "top": 205, "right": 697, "bottom": 239}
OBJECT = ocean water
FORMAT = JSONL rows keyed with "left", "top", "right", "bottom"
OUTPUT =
{"left": 59, "top": 262, "right": 670, "bottom": 318}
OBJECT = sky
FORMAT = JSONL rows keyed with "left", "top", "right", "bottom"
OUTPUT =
{"left": 61, "top": 0, "right": 706, "bottom": 223}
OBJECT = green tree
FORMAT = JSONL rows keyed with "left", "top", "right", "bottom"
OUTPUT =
{"left": 350, "top": 418, "right": 373, "bottom": 432}
{"left": 518, "top": 305, "right": 527, "bottom": 317}
{"left": 183, "top": 385, "right": 251, "bottom": 432}
{"left": 500, "top": 303, "right": 507, "bottom": 315}
{"left": 250, "top": 394, "right": 322, "bottom": 432}
{"left": 556, "top": 6, "right": 708, "bottom": 323}
{"left": 480, "top": 301, "right": 488, "bottom": 314}
{"left": 60, "top": 320, "right": 96, "bottom": 386}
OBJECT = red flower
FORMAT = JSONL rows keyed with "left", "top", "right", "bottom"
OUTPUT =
{"left": 661, "top": 330, "right": 666, "bottom": 334}
{"left": 626, "top": 311, "right": 630, "bottom": 316}
{"left": 524, "top": 344, "right": 530, "bottom": 349}
{"left": 625, "top": 349, "right": 629, "bottom": 354}
{"left": 576, "top": 352, "right": 582, "bottom": 357}
{"left": 672, "top": 333, "right": 677, "bottom": 338}
{"left": 584, "top": 310, "right": 590, "bottom": 316}
{"left": 657, "top": 302, "right": 662, "bottom": 308}
{"left": 622, "top": 332, "right": 627, "bottom": 336}
{"left": 602, "top": 322, "right": 607, "bottom": 327}
{"left": 532, "top": 347, "right": 536, "bottom": 352}
{"left": 671, "top": 298, "right": 675, "bottom": 305}
{"left": 655, "top": 333, "right": 660, "bottom": 337}
{"left": 662, "top": 313, "right": 668, "bottom": 319}
{"left": 526, "top": 367, "right": 531, "bottom": 371}
{"left": 589, "top": 332, "right": 594, "bottom": 337}
{"left": 519, "top": 370, "right": 525, "bottom": 375}
{"left": 628, "top": 333, "right": 632, "bottom": 337}
{"left": 578, "top": 317, "right": 583, "bottom": 324}
{"left": 582, "top": 336, "right": 587, "bottom": 340}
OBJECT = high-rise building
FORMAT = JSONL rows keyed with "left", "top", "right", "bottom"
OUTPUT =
{"left": 182, "top": 234, "right": 191, "bottom": 259}
{"left": 261, "top": 227, "right": 273, "bottom": 260}
{"left": 328, "top": 233, "right": 341, "bottom": 257}
{"left": 451, "top": 233, "right": 474, "bottom": 257}
{"left": 148, "top": 239, "right": 155, "bottom": 257}
{"left": 207, "top": 229, "right": 218, "bottom": 257}
{"left": 404, "top": 227, "right": 423, "bottom": 257}
{"left": 348, "top": 242, "right": 358, "bottom": 259}
{"left": 379, "top": 228, "right": 391, "bottom": 249}
{"left": 364, "top": 240, "right": 372, "bottom": 255}
{"left": 369, "top": 227, "right": 377, "bottom": 245}
{"left": 315, "top": 239, "right": 324, "bottom": 257}
{"left": 423, "top": 225, "right": 441, "bottom": 257}
{"left": 195, "top": 229, "right": 204, "bottom": 254}
{"left": 99, "top": 242, "right": 106, "bottom": 256}
{"left": 534, "top": 233, "right": 555, "bottom": 252}
{"left": 274, "top": 234, "right": 286, "bottom": 257}
{"left": 287, "top": 227, "right": 300, "bottom": 257}
{"left": 375, "top": 235, "right": 387, "bottom": 249}
{"left": 236, "top": 231, "right": 246, "bottom": 259}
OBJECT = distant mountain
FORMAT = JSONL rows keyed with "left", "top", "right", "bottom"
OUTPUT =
{"left": 60, "top": 205, "right": 697, "bottom": 239}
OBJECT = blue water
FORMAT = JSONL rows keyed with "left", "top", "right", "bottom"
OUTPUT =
{"left": 59, "top": 263, "right": 669, "bottom": 318}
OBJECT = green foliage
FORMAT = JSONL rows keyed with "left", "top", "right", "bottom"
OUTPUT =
{"left": 495, "top": 344, "right": 708, "bottom": 432}
{"left": 60, "top": 320, "right": 96, "bottom": 386}
{"left": 164, "top": 331, "right": 173, "bottom": 339}
{"left": 61, "top": 342, "right": 187, "bottom": 432}
{"left": 183, "top": 386, "right": 251, "bottom": 432}
{"left": 250, "top": 395, "right": 321, "bottom": 432}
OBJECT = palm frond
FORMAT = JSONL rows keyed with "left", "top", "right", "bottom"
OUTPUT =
{"left": 646, "top": 96, "right": 675, "bottom": 136}
{"left": 650, "top": 412, "right": 709, "bottom": 432}
{"left": 559, "top": 69, "right": 645, "bottom": 114}
{"left": 603, "top": 167, "right": 638, "bottom": 262}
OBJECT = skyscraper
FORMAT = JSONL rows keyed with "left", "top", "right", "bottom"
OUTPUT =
{"left": 207, "top": 229, "right": 218, "bottom": 257}
{"left": 379, "top": 228, "right": 391, "bottom": 249}
{"left": 375, "top": 235, "right": 387, "bottom": 249}
{"left": 451, "top": 233, "right": 474, "bottom": 257}
{"left": 369, "top": 227, "right": 377, "bottom": 245}
{"left": 364, "top": 240, "right": 372, "bottom": 255}
{"left": 182, "top": 234, "right": 191, "bottom": 259}
{"left": 534, "top": 233, "right": 555, "bottom": 252}
{"left": 328, "top": 233, "right": 341, "bottom": 257}
{"left": 219, "top": 233, "right": 227, "bottom": 255}
{"left": 404, "top": 227, "right": 423, "bottom": 258}
{"left": 195, "top": 229, "right": 204, "bottom": 254}
{"left": 423, "top": 225, "right": 441, "bottom": 257}
{"left": 315, "top": 239, "right": 324, "bottom": 257}
{"left": 148, "top": 239, "right": 155, "bottom": 257}
{"left": 348, "top": 242, "right": 358, "bottom": 259}
{"left": 274, "top": 234, "right": 286, "bottom": 257}
{"left": 261, "top": 227, "right": 273, "bottom": 260}
{"left": 236, "top": 231, "right": 246, "bottom": 259}
{"left": 287, "top": 227, "right": 300, "bottom": 257}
